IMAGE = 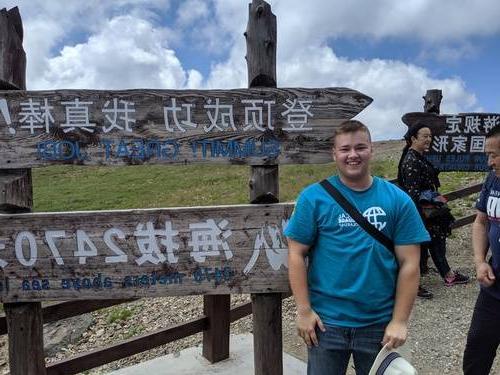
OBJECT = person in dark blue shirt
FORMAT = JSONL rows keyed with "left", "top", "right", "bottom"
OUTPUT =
{"left": 463, "top": 125, "right": 500, "bottom": 375}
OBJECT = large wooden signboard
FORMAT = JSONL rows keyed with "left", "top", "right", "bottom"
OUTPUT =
{"left": 0, "top": 203, "right": 293, "bottom": 302}
{"left": 0, "top": 88, "right": 372, "bottom": 168}
{"left": 402, "top": 112, "right": 496, "bottom": 171}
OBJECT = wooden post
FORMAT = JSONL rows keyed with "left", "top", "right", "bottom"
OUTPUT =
{"left": 246, "top": 1, "right": 283, "bottom": 374}
{"left": 0, "top": 7, "right": 46, "bottom": 375}
{"left": 423, "top": 89, "right": 442, "bottom": 114}
{"left": 202, "top": 294, "right": 230, "bottom": 362}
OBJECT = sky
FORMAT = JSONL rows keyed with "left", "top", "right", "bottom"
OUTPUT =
{"left": 3, "top": 0, "right": 500, "bottom": 140}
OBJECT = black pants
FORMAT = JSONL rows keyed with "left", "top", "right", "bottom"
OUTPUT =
{"left": 422, "top": 227, "right": 451, "bottom": 278}
{"left": 463, "top": 290, "right": 500, "bottom": 375}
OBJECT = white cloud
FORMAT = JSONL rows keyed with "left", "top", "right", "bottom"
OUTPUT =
{"left": 32, "top": 15, "right": 197, "bottom": 90}
{"left": 268, "top": 0, "right": 500, "bottom": 43}
{"left": 418, "top": 42, "right": 479, "bottom": 64}
{"left": 176, "top": 0, "right": 209, "bottom": 26}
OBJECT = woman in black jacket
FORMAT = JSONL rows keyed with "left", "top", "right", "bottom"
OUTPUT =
{"left": 398, "top": 123, "right": 469, "bottom": 299}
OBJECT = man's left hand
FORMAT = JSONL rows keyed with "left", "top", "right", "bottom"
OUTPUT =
{"left": 382, "top": 320, "right": 408, "bottom": 349}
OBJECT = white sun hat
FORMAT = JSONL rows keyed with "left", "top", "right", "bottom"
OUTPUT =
{"left": 368, "top": 345, "right": 417, "bottom": 375}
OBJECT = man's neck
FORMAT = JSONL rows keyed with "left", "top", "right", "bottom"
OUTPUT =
{"left": 338, "top": 175, "right": 373, "bottom": 191}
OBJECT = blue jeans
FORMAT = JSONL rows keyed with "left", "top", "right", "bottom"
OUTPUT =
{"left": 307, "top": 323, "right": 386, "bottom": 375}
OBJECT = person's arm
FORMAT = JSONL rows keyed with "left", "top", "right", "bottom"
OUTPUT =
{"left": 287, "top": 238, "right": 325, "bottom": 347}
{"left": 472, "top": 210, "right": 496, "bottom": 287}
{"left": 382, "top": 243, "right": 420, "bottom": 349}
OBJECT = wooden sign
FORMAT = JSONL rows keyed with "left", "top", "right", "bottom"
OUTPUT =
{"left": 0, "top": 203, "right": 294, "bottom": 302}
{"left": 402, "top": 112, "right": 495, "bottom": 171}
{"left": 0, "top": 87, "right": 372, "bottom": 168}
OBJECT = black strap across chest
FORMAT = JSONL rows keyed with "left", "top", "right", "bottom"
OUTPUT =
{"left": 319, "top": 179, "right": 395, "bottom": 255}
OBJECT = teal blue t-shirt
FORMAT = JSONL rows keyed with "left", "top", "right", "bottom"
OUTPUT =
{"left": 284, "top": 176, "right": 430, "bottom": 328}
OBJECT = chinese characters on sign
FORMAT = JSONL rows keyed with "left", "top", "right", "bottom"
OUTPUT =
{"left": 403, "top": 112, "right": 496, "bottom": 172}
{"left": 430, "top": 115, "right": 497, "bottom": 154}
{"left": 9, "top": 96, "right": 314, "bottom": 135}
{"left": 0, "top": 218, "right": 288, "bottom": 270}
{"left": 0, "top": 88, "right": 374, "bottom": 168}
{"left": 427, "top": 114, "right": 493, "bottom": 171}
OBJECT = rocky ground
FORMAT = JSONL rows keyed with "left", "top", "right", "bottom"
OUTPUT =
{"left": 0, "top": 140, "right": 497, "bottom": 374}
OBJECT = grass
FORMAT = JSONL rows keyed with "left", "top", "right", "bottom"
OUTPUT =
{"left": 106, "top": 306, "right": 136, "bottom": 324}
{"left": 123, "top": 324, "right": 145, "bottom": 339}
{"left": 32, "top": 159, "right": 487, "bottom": 213}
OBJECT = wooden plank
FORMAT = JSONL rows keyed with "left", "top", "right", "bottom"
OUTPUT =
{"left": 451, "top": 214, "right": 476, "bottom": 229}
{"left": 46, "top": 315, "right": 209, "bottom": 375}
{"left": 0, "top": 87, "right": 372, "bottom": 168}
{"left": 444, "top": 183, "right": 482, "bottom": 202}
{"left": 0, "top": 7, "right": 26, "bottom": 90}
{"left": 202, "top": 294, "right": 230, "bottom": 362}
{"left": 5, "top": 302, "right": 46, "bottom": 375}
{"left": 0, "top": 168, "right": 32, "bottom": 212}
{"left": 230, "top": 300, "right": 253, "bottom": 322}
{"left": 252, "top": 293, "right": 283, "bottom": 374}
{"left": 402, "top": 112, "right": 494, "bottom": 172}
{"left": 0, "top": 203, "right": 294, "bottom": 302}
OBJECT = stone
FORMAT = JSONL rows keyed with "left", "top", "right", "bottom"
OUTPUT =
{"left": 43, "top": 314, "right": 94, "bottom": 357}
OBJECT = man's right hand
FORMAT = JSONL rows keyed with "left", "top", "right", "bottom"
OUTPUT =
{"left": 476, "top": 261, "right": 496, "bottom": 287}
{"left": 296, "top": 307, "right": 326, "bottom": 347}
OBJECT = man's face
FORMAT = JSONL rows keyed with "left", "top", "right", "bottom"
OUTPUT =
{"left": 332, "top": 130, "right": 373, "bottom": 181}
{"left": 485, "top": 135, "right": 500, "bottom": 176}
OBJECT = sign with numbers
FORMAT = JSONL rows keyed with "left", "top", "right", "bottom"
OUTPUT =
{"left": 0, "top": 87, "right": 372, "bottom": 168}
{"left": 0, "top": 203, "right": 294, "bottom": 302}
{"left": 402, "top": 112, "right": 497, "bottom": 171}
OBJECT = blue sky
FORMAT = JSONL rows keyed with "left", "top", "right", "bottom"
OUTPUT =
{"left": 4, "top": 0, "right": 500, "bottom": 140}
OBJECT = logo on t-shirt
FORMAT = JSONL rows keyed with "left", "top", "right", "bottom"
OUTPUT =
{"left": 362, "top": 206, "right": 387, "bottom": 230}
{"left": 487, "top": 192, "right": 500, "bottom": 220}
{"left": 337, "top": 206, "right": 387, "bottom": 230}
{"left": 338, "top": 213, "right": 357, "bottom": 227}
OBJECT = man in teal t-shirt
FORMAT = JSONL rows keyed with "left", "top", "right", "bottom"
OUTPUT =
{"left": 285, "top": 120, "right": 429, "bottom": 375}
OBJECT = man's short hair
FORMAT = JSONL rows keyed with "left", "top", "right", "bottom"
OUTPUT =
{"left": 332, "top": 120, "right": 371, "bottom": 147}
{"left": 486, "top": 125, "right": 500, "bottom": 139}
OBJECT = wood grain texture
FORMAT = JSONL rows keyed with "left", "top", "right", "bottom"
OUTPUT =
{"left": 0, "top": 168, "right": 32, "bottom": 212}
{"left": 0, "top": 203, "right": 294, "bottom": 302}
{"left": 0, "top": 7, "right": 26, "bottom": 90}
{"left": 5, "top": 302, "right": 46, "bottom": 375}
{"left": 246, "top": 3, "right": 284, "bottom": 374}
{"left": 0, "top": 88, "right": 372, "bottom": 168}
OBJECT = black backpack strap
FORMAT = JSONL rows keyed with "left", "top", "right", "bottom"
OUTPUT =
{"left": 320, "top": 179, "right": 395, "bottom": 255}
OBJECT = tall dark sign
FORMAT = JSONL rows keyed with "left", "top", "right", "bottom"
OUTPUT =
{"left": 402, "top": 112, "right": 496, "bottom": 171}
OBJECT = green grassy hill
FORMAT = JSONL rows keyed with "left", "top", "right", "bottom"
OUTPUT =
{"left": 32, "top": 140, "right": 486, "bottom": 213}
